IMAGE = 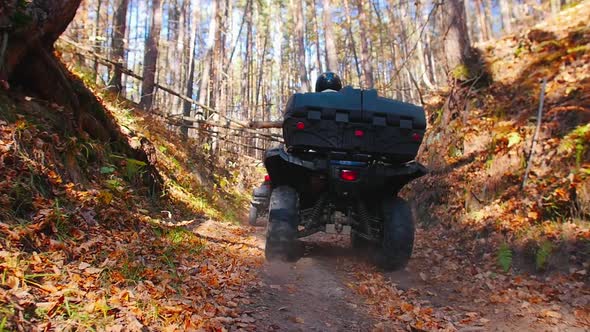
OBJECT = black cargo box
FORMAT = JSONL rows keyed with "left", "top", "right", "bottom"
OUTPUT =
{"left": 282, "top": 87, "right": 426, "bottom": 163}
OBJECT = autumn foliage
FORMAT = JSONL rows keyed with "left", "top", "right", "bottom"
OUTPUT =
{"left": 0, "top": 66, "right": 263, "bottom": 330}
{"left": 407, "top": 3, "right": 589, "bottom": 268}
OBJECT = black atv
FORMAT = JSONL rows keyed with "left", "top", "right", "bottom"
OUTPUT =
{"left": 262, "top": 85, "right": 427, "bottom": 270}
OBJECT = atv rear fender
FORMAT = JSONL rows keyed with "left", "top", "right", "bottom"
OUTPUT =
{"left": 263, "top": 147, "right": 427, "bottom": 194}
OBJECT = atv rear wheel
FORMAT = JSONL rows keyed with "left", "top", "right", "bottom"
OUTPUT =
{"left": 376, "top": 197, "right": 415, "bottom": 271}
{"left": 351, "top": 231, "right": 371, "bottom": 249}
{"left": 265, "top": 186, "right": 300, "bottom": 261}
{"left": 248, "top": 205, "right": 258, "bottom": 226}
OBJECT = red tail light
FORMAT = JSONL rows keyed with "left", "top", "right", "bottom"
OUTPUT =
{"left": 340, "top": 170, "right": 359, "bottom": 182}
{"left": 296, "top": 122, "right": 305, "bottom": 130}
{"left": 354, "top": 130, "right": 364, "bottom": 137}
{"left": 412, "top": 133, "right": 422, "bottom": 141}
{"left": 264, "top": 174, "right": 271, "bottom": 182}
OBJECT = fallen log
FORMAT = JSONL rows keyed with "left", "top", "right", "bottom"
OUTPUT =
{"left": 248, "top": 120, "right": 283, "bottom": 129}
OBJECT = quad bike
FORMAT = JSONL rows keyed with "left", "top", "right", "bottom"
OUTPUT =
{"left": 260, "top": 77, "right": 427, "bottom": 270}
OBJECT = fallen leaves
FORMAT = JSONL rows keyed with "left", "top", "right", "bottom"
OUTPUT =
{"left": 574, "top": 308, "right": 590, "bottom": 325}
{"left": 348, "top": 267, "right": 452, "bottom": 331}
{"left": 289, "top": 316, "right": 305, "bottom": 324}
{"left": 345, "top": 224, "right": 590, "bottom": 331}
{"left": 406, "top": 0, "right": 590, "bottom": 289}
{"left": 540, "top": 309, "right": 562, "bottom": 319}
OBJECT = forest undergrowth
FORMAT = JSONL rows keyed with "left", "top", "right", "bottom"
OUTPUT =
{"left": 406, "top": 2, "right": 590, "bottom": 272}
{"left": 0, "top": 59, "right": 264, "bottom": 330}
{"left": 340, "top": 5, "right": 590, "bottom": 330}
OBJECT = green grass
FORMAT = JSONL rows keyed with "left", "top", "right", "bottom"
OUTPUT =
{"left": 559, "top": 123, "right": 590, "bottom": 166}
{"left": 0, "top": 316, "right": 8, "bottom": 332}
{"left": 534, "top": 39, "right": 563, "bottom": 52}
{"left": 165, "top": 227, "right": 192, "bottom": 245}
{"left": 115, "top": 252, "right": 146, "bottom": 286}
{"left": 497, "top": 242, "right": 513, "bottom": 272}
{"left": 52, "top": 200, "right": 73, "bottom": 241}
{"left": 535, "top": 241, "right": 553, "bottom": 270}
{"left": 567, "top": 44, "right": 589, "bottom": 54}
{"left": 561, "top": 0, "right": 583, "bottom": 11}
{"left": 451, "top": 64, "right": 471, "bottom": 80}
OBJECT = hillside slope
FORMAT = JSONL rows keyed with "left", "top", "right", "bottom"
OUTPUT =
{"left": 0, "top": 63, "right": 263, "bottom": 330}
{"left": 407, "top": 1, "right": 590, "bottom": 270}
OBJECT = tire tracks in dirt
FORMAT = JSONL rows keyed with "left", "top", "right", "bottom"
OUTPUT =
{"left": 245, "top": 234, "right": 375, "bottom": 331}
{"left": 243, "top": 227, "right": 589, "bottom": 331}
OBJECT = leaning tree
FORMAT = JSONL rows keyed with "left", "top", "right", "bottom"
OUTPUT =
{"left": 1, "top": 1, "right": 82, "bottom": 114}
{"left": 0, "top": 0, "right": 160, "bottom": 185}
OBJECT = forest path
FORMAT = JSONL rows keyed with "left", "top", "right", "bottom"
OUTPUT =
{"left": 244, "top": 233, "right": 375, "bottom": 331}
{"left": 243, "top": 226, "right": 589, "bottom": 331}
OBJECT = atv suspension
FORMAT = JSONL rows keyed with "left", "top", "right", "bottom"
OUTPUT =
{"left": 356, "top": 200, "right": 381, "bottom": 241}
{"left": 298, "top": 194, "right": 328, "bottom": 237}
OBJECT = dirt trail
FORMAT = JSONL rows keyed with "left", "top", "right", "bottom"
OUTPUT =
{"left": 245, "top": 234, "right": 375, "bottom": 331}
{"left": 244, "top": 227, "right": 589, "bottom": 331}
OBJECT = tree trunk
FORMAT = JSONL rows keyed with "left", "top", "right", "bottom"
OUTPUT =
{"left": 255, "top": 26, "right": 269, "bottom": 111}
{"left": 1, "top": 0, "right": 83, "bottom": 112}
{"left": 92, "top": 0, "right": 103, "bottom": 82}
{"left": 474, "top": 0, "right": 490, "bottom": 42}
{"left": 551, "top": 0, "right": 560, "bottom": 15}
{"left": 1, "top": 0, "right": 163, "bottom": 187}
{"left": 415, "top": 0, "right": 435, "bottom": 90}
{"left": 178, "top": 0, "right": 192, "bottom": 115}
{"left": 140, "top": 0, "right": 163, "bottom": 110}
{"left": 243, "top": 0, "right": 253, "bottom": 119}
{"left": 322, "top": 0, "right": 338, "bottom": 72}
{"left": 499, "top": 0, "right": 512, "bottom": 34}
{"left": 355, "top": 0, "right": 374, "bottom": 88}
{"left": 209, "top": 0, "right": 227, "bottom": 155}
{"left": 181, "top": 3, "right": 199, "bottom": 137}
{"left": 196, "top": 0, "right": 218, "bottom": 143}
{"left": 311, "top": 0, "right": 323, "bottom": 74}
{"left": 483, "top": 0, "right": 493, "bottom": 39}
{"left": 384, "top": 0, "right": 403, "bottom": 99}
{"left": 108, "top": 0, "right": 129, "bottom": 93}
{"left": 292, "top": 0, "right": 311, "bottom": 92}
{"left": 210, "top": 0, "right": 225, "bottom": 111}
{"left": 441, "top": 0, "right": 477, "bottom": 78}
{"left": 343, "top": 0, "right": 362, "bottom": 84}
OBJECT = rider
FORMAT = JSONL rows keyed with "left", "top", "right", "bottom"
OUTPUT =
{"left": 315, "top": 72, "right": 342, "bottom": 93}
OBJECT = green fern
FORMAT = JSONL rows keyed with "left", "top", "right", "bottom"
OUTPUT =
{"left": 0, "top": 316, "right": 7, "bottom": 332}
{"left": 536, "top": 241, "right": 553, "bottom": 270}
{"left": 124, "top": 158, "right": 147, "bottom": 181}
{"left": 497, "top": 242, "right": 512, "bottom": 272}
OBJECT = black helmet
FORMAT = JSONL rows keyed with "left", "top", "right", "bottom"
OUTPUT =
{"left": 315, "top": 72, "right": 342, "bottom": 92}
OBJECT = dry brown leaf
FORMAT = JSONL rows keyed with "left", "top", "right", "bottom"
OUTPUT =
{"left": 291, "top": 316, "right": 305, "bottom": 324}
{"left": 540, "top": 310, "right": 562, "bottom": 319}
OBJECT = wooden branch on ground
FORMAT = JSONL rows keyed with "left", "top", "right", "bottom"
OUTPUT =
{"left": 522, "top": 78, "right": 547, "bottom": 189}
